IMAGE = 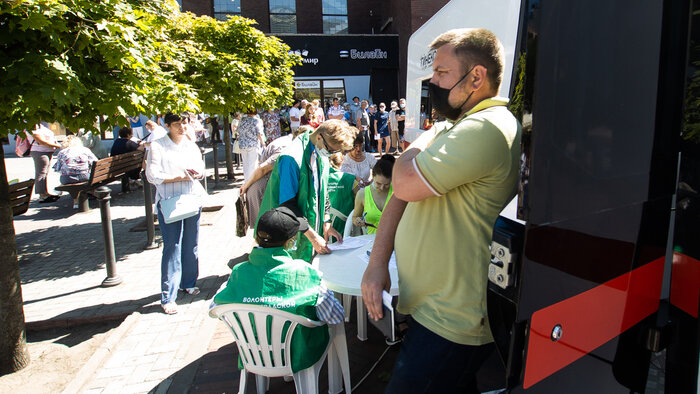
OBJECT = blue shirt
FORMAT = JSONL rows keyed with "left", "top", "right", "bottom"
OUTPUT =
{"left": 374, "top": 111, "right": 390, "bottom": 136}
{"left": 277, "top": 143, "right": 318, "bottom": 204}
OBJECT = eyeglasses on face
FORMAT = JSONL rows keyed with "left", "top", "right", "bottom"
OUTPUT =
{"left": 319, "top": 133, "right": 341, "bottom": 154}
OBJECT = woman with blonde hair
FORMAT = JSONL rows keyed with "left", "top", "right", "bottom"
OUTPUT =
{"left": 52, "top": 135, "right": 98, "bottom": 208}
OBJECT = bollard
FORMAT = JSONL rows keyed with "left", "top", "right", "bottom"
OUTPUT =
{"left": 212, "top": 142, "right": 219, "bottom": 185}
{"left": 95, "top": 186, "right": 123, "bottom": 287}
{"left": 141, "top": 172, "right": 159, "bottom": 250}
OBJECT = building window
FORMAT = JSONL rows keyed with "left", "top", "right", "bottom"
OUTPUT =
{"left": 269, "top": 0, "right": 297, "bottom": 33}
{"left": 322, "top": 0, "right": 348, "bottom": 34}
{"left": 214, "top": 0, "right": 241, "bottom": 21}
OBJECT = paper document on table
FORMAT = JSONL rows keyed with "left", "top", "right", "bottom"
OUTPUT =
{"left": 358, "top": 249, "right": 397, "bottom": 270}
{"left": 327, "top": 237, "right": 370, "bottom": 251}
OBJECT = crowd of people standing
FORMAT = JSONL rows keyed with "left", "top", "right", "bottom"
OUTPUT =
{"left": 14, "top": 27, "right": 519, "bottom": 392}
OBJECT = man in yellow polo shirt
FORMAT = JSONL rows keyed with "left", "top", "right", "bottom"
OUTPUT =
{"left": 361, "top": 28, "right": 521, "bottom": 393}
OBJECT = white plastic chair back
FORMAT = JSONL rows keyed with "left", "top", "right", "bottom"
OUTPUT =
{"left": 343, "top": 209, "right": 355, "bottom": 238}
{"left": 211, "top": 304, "right": 324, "bottom": 375}
{"left": 210, "top": 303, "right": 329, "bottom": 394}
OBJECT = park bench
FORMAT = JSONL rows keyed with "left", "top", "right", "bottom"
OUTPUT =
{"left": 55, "top": 150, "right": 145, "bottom": 212}
{"left": 8, "top": 179, "right": 35, "bottom": 216}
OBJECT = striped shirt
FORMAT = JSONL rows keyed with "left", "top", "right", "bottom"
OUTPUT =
{"left": 314, "top": 283, "right": 345, "bottom": 325}
{"left": 145, "top": 135, "right": 205, "bottom": 205}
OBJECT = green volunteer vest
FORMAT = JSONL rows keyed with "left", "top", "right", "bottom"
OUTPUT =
{"left": 213, "top": 247, "right": 330, "bottom": 372}
{"left": 327, "top": 168, "right": 356, "bottom": 235}
{"left": 257, "top": 130, "right": 329, "bottom": 262}
{"left": 363, "top": 184, "right": 393, "bottom": 234}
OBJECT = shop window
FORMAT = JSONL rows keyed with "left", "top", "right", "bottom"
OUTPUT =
{"left": 270, "top": 0, "right": 297, "bottom": 33}
{"left": 214, "top": 0, "right": 241, "bottom": 21}
{"left": 293, "top": 79, "right": 346, "bottom": 112}
{"left": 322, "top": 0, "right": 348, "bottom": 34}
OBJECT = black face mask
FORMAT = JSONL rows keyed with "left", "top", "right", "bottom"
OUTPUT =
{"left": 429, "top": 66, "right": 475, "bottom": 120}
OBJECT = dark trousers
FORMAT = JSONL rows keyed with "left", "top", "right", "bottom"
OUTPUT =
{"left": 385, "top": 318, "right": 493, "bottom": 394}
{"left": 362, "top": 127, "right": 372, "bottom": 152}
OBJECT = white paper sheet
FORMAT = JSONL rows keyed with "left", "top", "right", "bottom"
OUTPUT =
{"left": 358, "top": 249, "right": 397, "bottom": 270}
{"left": 327, "top": 237, "right": 370, "bottom": 251}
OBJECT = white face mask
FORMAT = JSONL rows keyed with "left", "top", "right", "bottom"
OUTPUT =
{"left": 317, "top": 147, "right": 332, "bottom": 158}
{"left": 400, "top": 104, "right": 405, "bottom": 108}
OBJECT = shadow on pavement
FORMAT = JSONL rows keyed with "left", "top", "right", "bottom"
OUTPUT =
{"left": 17, "top": 216, "right": 156, "bottom": 284}
{"left": 26, "top": 319, "right": 123, "bottom": 348}
{"left": 14, "top": 182, "right": 148, "bottom": 222}
{"left": 162, "top": 316, "right": 400, "bottom": 394}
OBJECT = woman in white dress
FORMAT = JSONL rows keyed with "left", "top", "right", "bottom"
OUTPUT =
{"left": 340, "top": 131, "right": 376, "bottom": 187}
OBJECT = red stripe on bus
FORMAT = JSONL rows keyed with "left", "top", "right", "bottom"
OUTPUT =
{"left": 523, "top": 257, "right": 664, "bottom": 389}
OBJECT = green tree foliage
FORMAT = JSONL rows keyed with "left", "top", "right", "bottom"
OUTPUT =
{"left": 682, "top": 43, "right": 700, "bottom": 142}
{"left": 0, "top": 0, "right": 200, "bottom": 135}
{"left": 0, "top": 0, "right": 299, "bottom": 373}
{"left": 169, "top": 13, "right": 300, "bottom": 115}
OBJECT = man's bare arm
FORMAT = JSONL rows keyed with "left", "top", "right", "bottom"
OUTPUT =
{"left": 392, "top": 129, "right": 439, "bottom": 202}
{"left": 361, "top": 195, "right": 408, "bottom": 320}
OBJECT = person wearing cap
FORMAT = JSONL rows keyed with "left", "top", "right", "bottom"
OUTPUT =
{"left": 257, "top": 119, "right": 355, "bottom": 262}
{"left": 146, "top": 112, "right": 206, "bottom": 315}
{"left": 212, "top": 207, "right": 345, "bottom": 372}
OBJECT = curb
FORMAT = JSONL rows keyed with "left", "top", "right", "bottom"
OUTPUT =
{"left": 60, "top": 312, "right": 142, "bottom": 394}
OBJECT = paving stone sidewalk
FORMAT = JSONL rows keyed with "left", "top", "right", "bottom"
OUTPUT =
{"left": 6, "top": 148, "right": 254, "bottom": 393}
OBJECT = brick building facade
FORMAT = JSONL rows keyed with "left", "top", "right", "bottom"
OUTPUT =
{"left": 181, "top": 0, "right": 451, "bottom": 103}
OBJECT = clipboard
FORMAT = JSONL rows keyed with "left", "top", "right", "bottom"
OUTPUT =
{"left": 368, "top": 290, "right": 396, "bottom": 343}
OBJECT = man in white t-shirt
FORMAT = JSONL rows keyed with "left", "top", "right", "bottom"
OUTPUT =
{"left": 289, "top": 99, "right": 302, "bottom": 133}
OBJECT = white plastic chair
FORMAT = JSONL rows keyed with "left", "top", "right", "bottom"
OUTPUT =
{"left": 209, "top": 303, "right": 351, "bottom": 394}
{"left": 343, "top": 209, "right": 355, "bottom": 238}
{"left": 341, "top": 210, "right": 355, "bottom": 323}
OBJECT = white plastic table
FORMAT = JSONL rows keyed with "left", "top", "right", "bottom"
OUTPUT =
{"left": 313, "top": 234, "right": 399, "bottom": 341}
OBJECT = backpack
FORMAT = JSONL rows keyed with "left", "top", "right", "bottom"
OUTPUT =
{"left": 14, "top": 134, "right": 33, "bottom": 157}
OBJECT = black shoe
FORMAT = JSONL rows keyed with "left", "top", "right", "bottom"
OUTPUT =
{"left": 39, "top": 195, "right": 60, "bottom": 203}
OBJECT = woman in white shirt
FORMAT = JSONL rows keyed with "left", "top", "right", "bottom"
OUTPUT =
{"left": 237, "top": 110, "right": 265, "bottom": 182}
{"left": 341, "top": 132, "right": 376, "bottom": 186}
{"left": 146, "top": 113, "right": 205, "bottom": 315}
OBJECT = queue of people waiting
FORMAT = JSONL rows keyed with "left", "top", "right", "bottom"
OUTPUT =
{"left": 16, "top": 27, "right": 521, "bottom": 393}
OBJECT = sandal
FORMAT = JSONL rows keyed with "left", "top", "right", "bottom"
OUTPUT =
{"left": 162, "top": 303, "right": 178, "bottom": 315}
{"left": 182, "top": 287, "right": 200, "bottom": 295}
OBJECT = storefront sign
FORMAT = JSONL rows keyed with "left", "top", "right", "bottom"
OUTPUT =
{"left": 276, "top": 34, "right": 399, "bottom": 77}
{"left": 340, "top": 49, "right": 388, "bottom": 60}
{"left": 295, "top": 80, "right": 321, "bottom": 89}
{"left": 289, "top": 49, "right": 319, "bottom": 65}
{"left": 420, "top": 49, "right": 436, "bottom": 70}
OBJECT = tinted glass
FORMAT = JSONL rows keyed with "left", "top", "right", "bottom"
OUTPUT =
{"left": 270, "top": 0, "right": 295, "bottom": 13}
{"left": 323, "top": 16, "right": 348, "bottom": 34}
{"left": 322, "top": 0, "right": 347, "bottom": 15}
{"left": 270, "top": 14, "right": 297, "bottom": 33}
{"left": 213, "top": 0, "right": 241, "bottom": 13}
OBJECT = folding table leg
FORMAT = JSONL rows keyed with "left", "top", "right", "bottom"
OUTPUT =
{"left": 356, "top": 296, "right": 368, "bottom": 341}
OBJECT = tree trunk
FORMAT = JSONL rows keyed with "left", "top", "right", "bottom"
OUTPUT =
{"left": 223, "top": 115, "right": 234, "bottom": 179}
{"left": 0, "top": 149, "right": 30, "bottom": 374}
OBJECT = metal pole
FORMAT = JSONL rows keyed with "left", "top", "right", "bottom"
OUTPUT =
{"left": 141, "top": 172, "right": 159, "bottom": 250}
{"left": 200, "top": 149, "right": 208, "bottom": 193}
{"left": 95, "top": 186, "right": 122, "bottom": 287}
{"left": 212, "top": 140, "right": 219, "bottom": 185}
{"left": 223, "top": 115, "right": 234, "bottom": 179}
